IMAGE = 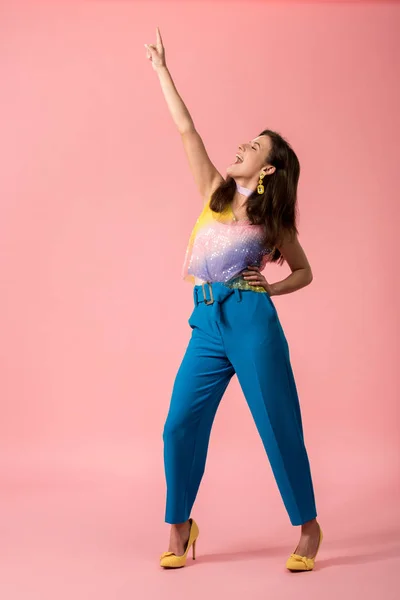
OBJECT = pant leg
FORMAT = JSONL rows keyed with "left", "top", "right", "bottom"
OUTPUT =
{"left": 225, "top": 292, "right": 317, "bottom": 526}
{"left": 163, "top": 325, "right": 235, "bottom": 524}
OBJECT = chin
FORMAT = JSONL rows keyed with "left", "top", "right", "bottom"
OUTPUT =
{"left": 226, "top": 164, "right": 240, "bottom": 177}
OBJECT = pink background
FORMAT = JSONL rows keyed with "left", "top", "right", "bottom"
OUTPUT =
{"left": 0, "top": 1, "right": 399, "bottom": 598}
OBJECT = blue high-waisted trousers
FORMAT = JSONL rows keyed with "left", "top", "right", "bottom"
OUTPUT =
{"left": 163, "top": 282, "right": 317, "bottom": 526}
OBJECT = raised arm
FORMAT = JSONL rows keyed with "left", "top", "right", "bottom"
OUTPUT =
{"left": 145, "top": 28, "right": 224, "bottom": 204}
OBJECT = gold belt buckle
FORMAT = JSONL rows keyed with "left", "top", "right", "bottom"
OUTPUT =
{"left": 202, "top": 282, "right": 214, "bottom": 305}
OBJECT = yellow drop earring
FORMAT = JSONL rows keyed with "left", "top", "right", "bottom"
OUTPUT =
{"left": 257, "top": 172, "right": 265, "bottom": 195}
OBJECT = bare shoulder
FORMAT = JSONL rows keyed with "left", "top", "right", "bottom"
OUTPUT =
{"left": 202, "top": 176, "right": 225, "bottom": 207}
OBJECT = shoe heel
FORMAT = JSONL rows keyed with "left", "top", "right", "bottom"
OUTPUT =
{"left": 192, "top": 538, "right": 196, "bottom": 560}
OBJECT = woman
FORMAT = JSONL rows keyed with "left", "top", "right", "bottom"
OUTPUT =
{"left": 145, "top": 28, "right": 323, "bottom": 572}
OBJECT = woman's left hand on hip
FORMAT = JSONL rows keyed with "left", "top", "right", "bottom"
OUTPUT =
{"left": 242, "top": 266, "right": 274, "bottom": 296}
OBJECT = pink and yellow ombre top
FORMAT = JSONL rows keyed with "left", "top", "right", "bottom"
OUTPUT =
{"left": 182, "top": 196, "right": 274, "bottom": 293}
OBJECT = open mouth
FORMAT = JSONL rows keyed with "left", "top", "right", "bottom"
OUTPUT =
{"left": 234, "top": 154, "right": 243, "bottom": 164}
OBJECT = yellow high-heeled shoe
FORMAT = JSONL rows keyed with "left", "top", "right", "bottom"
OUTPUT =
{"left": 286, "top": 523, "right": 323, "bottom": 572}
{"left": 160, "top": 518, "right": 199, "bottom": 568}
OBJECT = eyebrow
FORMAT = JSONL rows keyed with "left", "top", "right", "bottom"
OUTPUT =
{"left": 251, "top": 141, "right": 261, "bottom": 149}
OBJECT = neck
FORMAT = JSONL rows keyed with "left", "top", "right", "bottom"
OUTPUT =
{"left": 235, "top": 181, "right": 254, "bottom": 197}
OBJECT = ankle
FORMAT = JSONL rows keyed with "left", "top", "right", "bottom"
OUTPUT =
{"left": 301, "top": 519, "right": 319, "bottom": 533}
{"left": 171, "top": 519, "right": 190, "bottom": 530}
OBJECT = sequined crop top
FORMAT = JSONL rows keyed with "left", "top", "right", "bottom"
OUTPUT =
{"left": 182, "top": 196, "right": 274, "bottom": 293}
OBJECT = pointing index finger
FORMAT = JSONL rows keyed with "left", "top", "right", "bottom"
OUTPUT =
{"left": 156, "top": 26, "right": 163, "bottom": 49}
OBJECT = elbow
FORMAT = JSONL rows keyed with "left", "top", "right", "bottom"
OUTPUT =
{"left": 178, "top": 121, "right": 196, "bottom": 136}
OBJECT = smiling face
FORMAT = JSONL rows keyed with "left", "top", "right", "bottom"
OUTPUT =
{"left": 226, "top": 134, "right": 275, "bottom": 185}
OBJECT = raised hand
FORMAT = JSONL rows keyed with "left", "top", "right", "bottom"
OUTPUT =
{"left": 144, "top": 27, "right": 166, "bottom": 71}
